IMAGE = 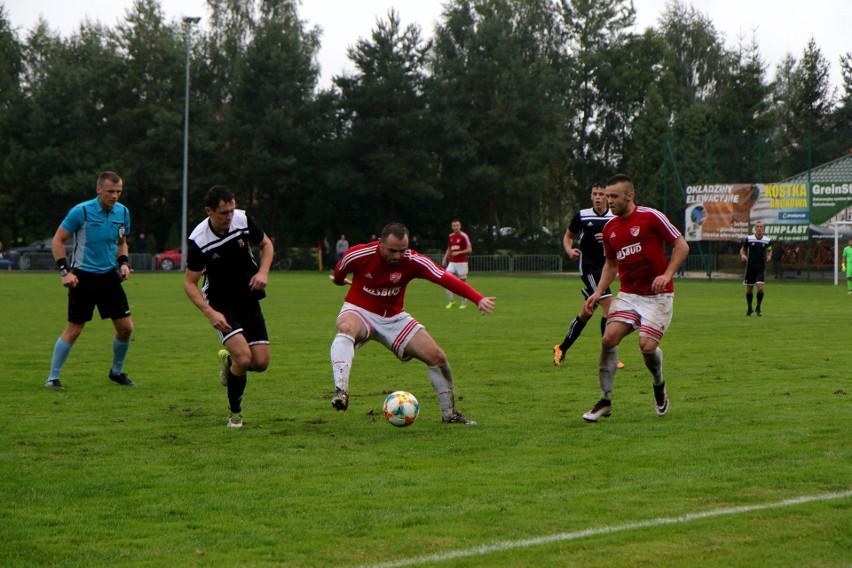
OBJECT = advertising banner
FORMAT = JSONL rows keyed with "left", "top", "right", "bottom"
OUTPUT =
{"left": 684, "top": 182, "right": 813, "bottom": 242}
{"left": 810, "top": 182, "right": 852, "bottom": 227}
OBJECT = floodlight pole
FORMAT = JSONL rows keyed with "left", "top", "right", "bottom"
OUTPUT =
{"left": 181, "top": 16, "right": 201, "bottom": 271}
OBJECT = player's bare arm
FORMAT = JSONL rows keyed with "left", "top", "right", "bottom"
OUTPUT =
{"left": 249, "top": 234, "right": 274, "bottom": 291}
{"left": 563, "top": 229, "right": 579, "bottom": 261}
{"left": 652, "top": 237, "right": 689, "bottom": 294}
{"left": 116, "top": 237, "right": 131, "bottom": 281}
{"left": 52, "top": 226, "right": 78, "bottom": 289}
{"left": 184, "top": 268, "right": 232, "bottom": 333}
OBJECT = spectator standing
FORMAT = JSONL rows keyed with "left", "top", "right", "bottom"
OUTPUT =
{"left": 771, "top": 242, "right": 784, "bottom": 279}
{"left": 322, "top": 236, "right": 332, "bottom": 270}
{"left": 335, "top": 234, "right": 349, "bottom": 262}
{"left": 136, "top": 232, "right": 148, "bottom": 254}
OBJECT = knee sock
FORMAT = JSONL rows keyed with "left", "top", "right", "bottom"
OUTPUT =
{"left": 330, "top": 333, "right": 355, "bottom": 391}
{"left": 756, "top": 291, "right": 764, "bottom": 309}
{"left": 559, "top": 316, "right": 586, "bottom": 351}
{"left": 428, "top": 364, "right": 455, "bottom": 418}
{"left": 598, "top": 346, "right": 618, "bottom": 399}
{"left": 746, "top": 292, "right": 753, "bottom": 309}
{"left": 445, "top": 289, "right": 454, "bottom": 302}
{"left": 111, "top": 337, "right": 130, "bottom": 375}
{"left": 642, "top": 347, "right": 664, "bottom": 386}
{"left": 227, "top": 371, "right": 247, "bottom": 414}
{"left": 48, "top": 338, "right": 73, "bottom": 381}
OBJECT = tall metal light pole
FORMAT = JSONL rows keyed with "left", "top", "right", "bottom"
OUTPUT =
{"left": 181, "top": 16, "right": 201, "bottom": 271}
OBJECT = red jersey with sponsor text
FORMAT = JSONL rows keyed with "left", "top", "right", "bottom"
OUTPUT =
{"left": 602, "top": 206, "right": 682, "bottom": 295}
{"left": 333, "top": 242, "right": 484, "bottom": 317}
{"left": 447, "top": 231, "right": 472, "bottom": 262}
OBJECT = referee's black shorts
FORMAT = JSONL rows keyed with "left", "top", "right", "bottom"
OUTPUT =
{"left": 68, "top": 269, "right": 131, "bottom": 323}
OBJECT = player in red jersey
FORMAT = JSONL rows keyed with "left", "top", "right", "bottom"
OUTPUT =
{"left": 441, "top": 219, "right": 473, "bottom": 308}
{"left": 329, "top": 222, "right": 496, "bottom": 424}
{"left": 582, "top": 174, "right": 689, "bottom": 422}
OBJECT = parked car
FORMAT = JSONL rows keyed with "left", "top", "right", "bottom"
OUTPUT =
{"left": 154, "top": 248, "right": 182, "bottom": 271}
{"left": 5, "top": 237, "right": 73, "bottom": 270}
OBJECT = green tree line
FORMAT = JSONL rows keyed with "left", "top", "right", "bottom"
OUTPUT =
{"left": 1, "top": 0, "right": 850, "bottom": 254}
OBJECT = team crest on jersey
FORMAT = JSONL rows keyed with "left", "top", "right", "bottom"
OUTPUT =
{"left": 630, "top": 226, "right": 640, "bottom": 236}
{"left": 238, "top": 239, "right": 246, "bottom": 248}
{"left": 389, "top": 272, "right": 402, "bottom": 283}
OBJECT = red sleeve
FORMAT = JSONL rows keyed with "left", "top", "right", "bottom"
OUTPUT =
{"left": 406, "top": 251, "right": 484, "bottom": 305}
{"left": 438, "top": 272, "right": 484, "bottom": 305}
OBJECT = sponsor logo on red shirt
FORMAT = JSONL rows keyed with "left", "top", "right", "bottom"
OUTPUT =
{"left": 364, "top": 286, "right": 402, "bottom": 297}
{"left": 616, "top": 243, "right": 643, "bottom": 260}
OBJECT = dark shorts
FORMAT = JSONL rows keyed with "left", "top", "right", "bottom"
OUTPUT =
{"left": 580, "top": 272, "right": 612, "bottom": 301}
{"left": 68, "top": 269, "right": 131, "bottom": 324}
{"left": 213, "top": 299, "right": 269, "bottom": 346}
{"left": 743, "top": 267, "right": 766, "bottom": 285}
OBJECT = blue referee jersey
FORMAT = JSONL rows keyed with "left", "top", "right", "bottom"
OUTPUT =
{"left": 61, "top": 198, "right": 131, "bottom": 274}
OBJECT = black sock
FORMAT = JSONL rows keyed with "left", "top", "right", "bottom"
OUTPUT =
{"left": 746, "top": 292, "right": 753, "bottom": 308}
{"left": 560, "top": 316, "right": 587, "bottom": 351}
{"left": 756, "top": 291, "right": 763, "bottom": 309}
{"left": 227, "top": 371, "right": 247, "bottom": 413}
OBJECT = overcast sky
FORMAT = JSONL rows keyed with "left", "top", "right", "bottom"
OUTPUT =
{"left": 5, "top": 0, "right": 850, "bottom": 91}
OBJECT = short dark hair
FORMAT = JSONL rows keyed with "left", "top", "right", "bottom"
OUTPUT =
{"left": 97, "top": 171, "right": 121, "bottom": 187}
{"left": 205, "top": 185, "right": 235, "bottom": 210}
{"left": 381, "top": 222, "right": 409, "bottom": 241}
{"left": 592, "top": 179, "right": 607, "bottom": 190}
{"left": 606, "top": 173, "right": 632, "bottom": 186}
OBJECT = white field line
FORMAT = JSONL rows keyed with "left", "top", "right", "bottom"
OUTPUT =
{"left": 360, "top": 490, "right": 852, "bottom": 568}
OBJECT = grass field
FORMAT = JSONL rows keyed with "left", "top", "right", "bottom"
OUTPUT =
{"left": 1, "top": 272, "right": 850, "bottom": 567}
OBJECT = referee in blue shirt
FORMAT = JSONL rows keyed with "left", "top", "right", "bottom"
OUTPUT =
{"left": 45, "top": 171, "right": 137, "bottom": 390}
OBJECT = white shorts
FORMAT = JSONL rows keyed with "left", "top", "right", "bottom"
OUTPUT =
{"left": 446, "top": 261, "right": 469, "bottom": 279}
{"left": 607, "top": 292, "right": 674, "bottom": 342}
{"left": 338, "top": 302, "right": 424, "bottom": 361}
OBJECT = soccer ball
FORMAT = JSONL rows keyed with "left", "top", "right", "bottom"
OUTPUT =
{"left": 383, "top": 391, "right": 420, "bottom": 427}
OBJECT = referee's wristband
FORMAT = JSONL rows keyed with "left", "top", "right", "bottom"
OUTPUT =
{"left": 117, "top": 255, "right": 130, "bottom": 267}
{"left": 56, "top": 258, "right": 69, "bottom": 277}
